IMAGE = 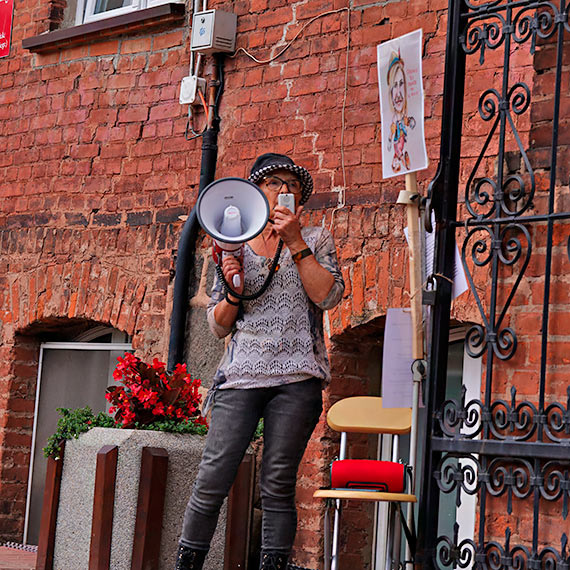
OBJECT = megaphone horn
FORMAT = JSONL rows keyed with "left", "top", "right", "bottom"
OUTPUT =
{"left": 196, "top": 178, "right": 270, "bottom": 288}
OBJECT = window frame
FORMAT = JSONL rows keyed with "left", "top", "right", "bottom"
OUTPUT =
{"left": 76, "top": 0, "right": 181, "bottom": 26}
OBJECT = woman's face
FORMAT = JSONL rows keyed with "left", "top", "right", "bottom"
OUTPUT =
{"left": 258, "top": 169, "right": 302, "bottom": 216}
{"left": 390, "top": 67, "right": 406, "bottom": 114}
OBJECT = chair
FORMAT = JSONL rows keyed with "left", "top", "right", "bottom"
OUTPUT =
{"left": 314, "top": 396, "right": 416, "bottom": 570}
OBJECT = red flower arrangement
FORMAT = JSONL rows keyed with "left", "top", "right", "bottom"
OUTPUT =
{"left": 106, "top": 353, "right": 207, "bottom": 429}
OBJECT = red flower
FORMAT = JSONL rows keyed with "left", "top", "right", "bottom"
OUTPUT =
{"left": 106, "top": 353, "right": 205, "bottom": 430}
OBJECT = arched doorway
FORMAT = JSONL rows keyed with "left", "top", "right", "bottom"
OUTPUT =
{"left": 24, "top": 325, "right": 131, "bottom": 546}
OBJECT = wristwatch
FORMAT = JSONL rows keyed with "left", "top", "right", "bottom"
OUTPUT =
{"left": 292, "top": 247, "right": 313, "bottom": 264}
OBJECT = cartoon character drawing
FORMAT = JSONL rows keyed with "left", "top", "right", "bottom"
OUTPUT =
{"left": 386, "top": 50, "right": 416, "bottom": 173}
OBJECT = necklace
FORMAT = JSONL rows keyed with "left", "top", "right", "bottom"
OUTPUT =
{"left": 260, "top": 231, "right": 280, "bottom": 272}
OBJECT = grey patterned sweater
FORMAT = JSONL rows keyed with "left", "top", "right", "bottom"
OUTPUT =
{"left": 206, "top": 226, "right": 344, "bottom": 396}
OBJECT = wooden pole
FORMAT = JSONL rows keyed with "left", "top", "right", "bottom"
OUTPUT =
{"left": 397, "top": 171, "right": 424, "bottom": 568}
{"left": 402, "top": 172, "right": 424, "bottom": 361}
{"left": 89, "top": 445, "right": 119, "bottom": 570}
{"left": 36, "top": 443, "right": 65, "bottom": 570}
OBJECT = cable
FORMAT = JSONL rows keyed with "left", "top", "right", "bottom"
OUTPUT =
{"left": 198, "top": 88, "right": 209, "bottom": 122}
{"left": 230, "top": 7, "right": 349, "bottom": 64}
{"left": 230, "top": 5, "right": 352, "bottom": 229}
{"left": 215, "top": 240, "right": 284, "bottom": 301}
{"left": 330, "top": 6, "right": 351, "bottom": 230}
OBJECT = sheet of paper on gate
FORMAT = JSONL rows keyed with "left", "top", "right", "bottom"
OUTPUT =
{"left": 404, "top": 212, "right": 468, "bottom": 299}
{"left": 381, "top": 308, "right": 415, "bottom": 408}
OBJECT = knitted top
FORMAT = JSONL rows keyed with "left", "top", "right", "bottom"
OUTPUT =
{"left": 206, "top": 226, "right": 344, "bottom": 394}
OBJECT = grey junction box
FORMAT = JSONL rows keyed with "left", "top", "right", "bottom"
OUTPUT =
{"left": 191, "top": 10, "right": 237, "bottom": 54}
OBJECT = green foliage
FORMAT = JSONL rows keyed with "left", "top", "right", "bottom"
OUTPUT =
{"left": 253, "top": 418, "right": 264, "bottom": 440}
{"left": 43, "top": 407, "right": 114, "bottom": 459}
{"left": 43, "top": 406, "right": 208, "bottom": 460}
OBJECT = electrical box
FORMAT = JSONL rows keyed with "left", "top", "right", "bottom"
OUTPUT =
{"left": 179, "top": 75, "right": 206, "bottom": 105}
{"left": 191, "top": 10, "right": 237, "bottom": 54}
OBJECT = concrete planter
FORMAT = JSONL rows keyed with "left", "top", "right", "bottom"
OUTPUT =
{"left": 52, "top": 427, "right": 226, "bottom": 570}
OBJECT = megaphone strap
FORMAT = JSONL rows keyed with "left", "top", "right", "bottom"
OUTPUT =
{"left": 216, "top": 240, "right": 284, "bottom": 301}
{"left": 224, "top": 294, "right": 241, "bottom": 306}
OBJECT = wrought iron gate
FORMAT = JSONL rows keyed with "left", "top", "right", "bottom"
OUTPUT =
{"left": 417, "top": 0, "right": 570, "bottom": 567}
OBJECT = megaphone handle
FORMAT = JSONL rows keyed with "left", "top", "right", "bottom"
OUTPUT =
{"left": 220, "top": 251, "right": 242, "bottom": 288}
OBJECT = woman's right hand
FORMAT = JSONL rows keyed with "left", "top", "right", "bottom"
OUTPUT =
{"left": 221, "top": 253, "right": 244, "bottom": 296}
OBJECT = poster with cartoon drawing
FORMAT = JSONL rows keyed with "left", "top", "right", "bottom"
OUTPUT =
{"left": 377, "top": 29, "right": 428, "bottom": 179}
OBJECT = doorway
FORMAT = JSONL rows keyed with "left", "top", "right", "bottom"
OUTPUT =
{"left": 24, "top": 327, "right": 131, "bottom": 545}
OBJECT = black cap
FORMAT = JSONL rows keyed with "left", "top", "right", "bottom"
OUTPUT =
{"left": 248, "top": 153, "right": 314, "bottom": 205}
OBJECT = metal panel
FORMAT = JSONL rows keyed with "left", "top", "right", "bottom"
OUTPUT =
{"left": 418, "top": 1, "right": 570, "bottom": 567}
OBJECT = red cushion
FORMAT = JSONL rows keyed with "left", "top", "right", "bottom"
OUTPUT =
{"left": 330, "top": 460, "right": 405, "bottom": 492}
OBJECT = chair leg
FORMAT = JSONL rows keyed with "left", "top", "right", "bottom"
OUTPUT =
{"left": 391, "top": 503, "right": 402, "bottom": 569}
{"left": 331, "top": 499, "right": 342, "bottom": 570}
{"left": 324, "top": 501, "right": 331, "bottom": 570}
{"left": 384, "top": 503, "right": 395, "bottom": 570}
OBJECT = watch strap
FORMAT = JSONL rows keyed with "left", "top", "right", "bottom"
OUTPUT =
{"left": 292, "top": 247, "right": 313, "bottom": 263}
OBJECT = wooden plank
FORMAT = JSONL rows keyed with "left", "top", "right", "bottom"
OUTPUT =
{"left": 223, "top": 453, "right": 255, "bottom": 570}
{"left": 130, "top": 447, "right": 169, "bottom": 570}
{"left": 36, "top": 442, "right": 65, "bottom": 570}
{"left": 89, "top": 445, "right": 119, "bottom": 570}
{"left": 314, "top": 489, "right": 416, "bottom": 503}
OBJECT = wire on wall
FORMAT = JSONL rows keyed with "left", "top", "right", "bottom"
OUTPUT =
{"left": 231, "top": 7, "right": 349, "bottom": 65}
{"left": 231, "top": 6, "right": 352, "bottom": 226}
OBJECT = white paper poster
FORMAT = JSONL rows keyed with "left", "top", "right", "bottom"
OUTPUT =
{"left": 377, "top": 29, "right": 428, "bottom": 179}
{"left": 404, "top": 212, "right": 469, "bottom": 299}
{"left": 381, "top": 308, "right": 414, "bottom": 408}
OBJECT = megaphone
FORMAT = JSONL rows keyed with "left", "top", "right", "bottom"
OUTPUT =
{"left": 196, "top": 177, "right": 270, "bottom": 288}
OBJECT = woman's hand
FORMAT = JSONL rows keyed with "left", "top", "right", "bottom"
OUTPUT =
{"left": 272, "top": 205, "right": 305, "bottom": 251}
{"left": 213, "top": 252, "right": 243, "bottom": 327}
{"left": 221, "top": 252, "right": 244, "bottom": 295}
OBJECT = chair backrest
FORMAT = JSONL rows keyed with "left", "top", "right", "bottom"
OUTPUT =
{"left": 327, "top": 396, "right": 412, "bottom": 435}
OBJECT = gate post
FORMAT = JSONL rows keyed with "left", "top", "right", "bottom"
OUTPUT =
{"left": 415, "top": 0, "right": 468, "bottom": 566}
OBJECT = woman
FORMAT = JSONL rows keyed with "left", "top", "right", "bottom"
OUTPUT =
{"left": 176, "top": 153, "right": 344, "bottom": 570}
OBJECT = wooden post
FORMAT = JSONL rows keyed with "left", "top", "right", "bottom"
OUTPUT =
{"left": 36, "top": 443, "right": 65, "bottom": 570}
{"left": 89, "top": 445, "right": 119, "bottom": 570}
{"left": 130, "top": 447, "right": 169, "bottom": 570}
{"left": 402, "top": 172, "right": 424, "bottom": 361}
{"left": 223, "top": 453, "right": 255, "bottom": 570}
{"left": 398, "top": 171, "right": 424, "bottom": 567}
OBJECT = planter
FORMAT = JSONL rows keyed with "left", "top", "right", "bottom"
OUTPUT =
{"left": 51, "top": 428, "right": 226, "bottom": 570}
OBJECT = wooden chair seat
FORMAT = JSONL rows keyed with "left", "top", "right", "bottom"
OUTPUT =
{"left": 314, "top": 488, "right": 416, "bottom": 503}
{"left": 327, "top": 396, "right": 412, "bottom": 435}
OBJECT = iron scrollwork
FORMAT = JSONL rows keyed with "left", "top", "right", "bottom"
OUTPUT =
{"left": 460, "top": 15, "right": 506, "bottom": 65}
{"left": 435, "top": 523, "right": 476, "bottom": 569}
{"left": 461, "top": 225, "right": 531, "bottom": 361}
{"left": 439, "top": 386, "right": 483, "bottom": 439}
{"left": 483, "top": 529, "right": 569, "bottom": 569}
{"left": 513, "top": 3, "right": 559, "bottom": 53}
{"left": 466, "top": 86, "right": 535, "bottom": 220}
{"left": 544, "top": 387, "right": 570, "bottom": 443}
{"left": 438, "top": 385, "right": 570, "bottom": 444}
{"left": 488, "top": 387, "right": 538, "bottom": 441}
{"left": 434, "top": 454, "right": 481, "bottom": 508}
{"left": 436, "top": 454, "right": 570, "bottom": 516}
{"left": 437, "top": 527, "right": 570, "bottom": 569}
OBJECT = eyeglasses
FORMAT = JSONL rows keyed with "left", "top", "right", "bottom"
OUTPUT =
{"left": 262, "top": 175, "right": 303, "bottom": 195}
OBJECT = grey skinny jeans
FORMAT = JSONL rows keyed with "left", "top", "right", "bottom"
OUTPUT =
{"left": 180, "top": 378, "right": 322, "bottom": 555}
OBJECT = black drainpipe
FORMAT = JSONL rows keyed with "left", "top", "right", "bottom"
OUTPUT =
{"left": 167, "top": 56, "right": 224, "bottom": 371}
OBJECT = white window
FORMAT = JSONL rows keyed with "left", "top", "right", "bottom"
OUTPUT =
{"left": 73, "top": 0, "right": 179, "bottom": 25}
{"left": 83, "top": 0, "right": 139, "bottom": 23}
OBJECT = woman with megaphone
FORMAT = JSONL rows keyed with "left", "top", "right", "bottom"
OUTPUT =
{"left": 175, "top": 153, "right": 344, "bottom": 570}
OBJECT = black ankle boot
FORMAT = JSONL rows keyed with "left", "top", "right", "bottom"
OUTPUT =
{"left": 259, "top": 551, "right": 289, "bottom": 570}
{"left": 175, "top": 545, "right": 208, "bottom": 570}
